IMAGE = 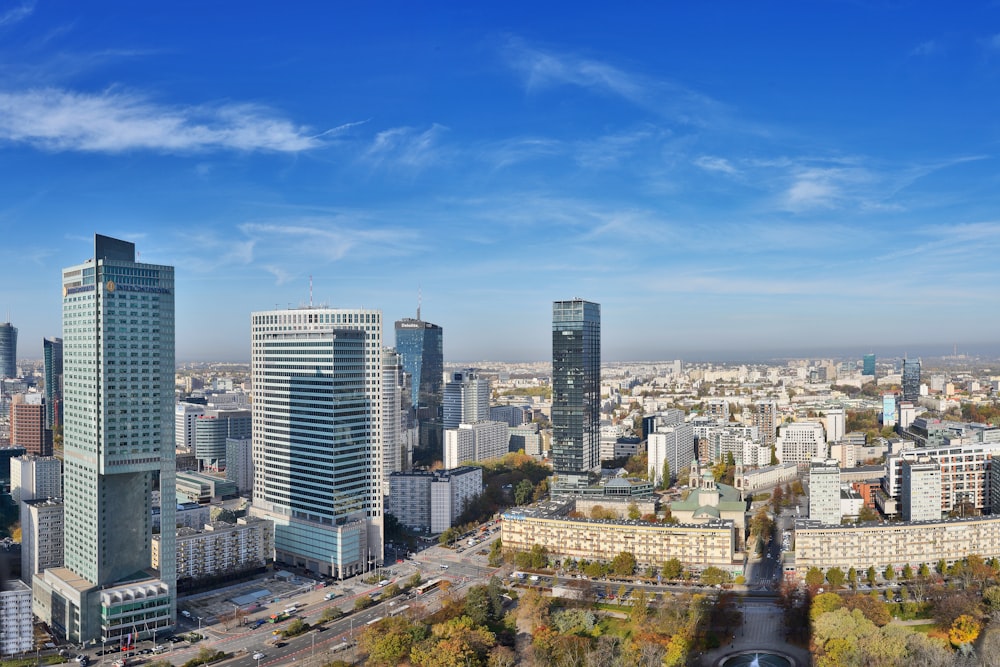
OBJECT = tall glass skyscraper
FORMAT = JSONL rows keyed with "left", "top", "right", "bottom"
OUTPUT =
{"left": 902, "top": 358, "right": 921, "bottom": 402}
{"left": 34, "top": 234, "right": 175, "bottom": 643}
{"left": 394, "top": 313, "right": 443, "bottom": 462}
{"left": 551, "top": 299, "right": 600, "bottom": 477}
{"left": 0, "top": 320, "right": 17, "bottom": 379}
{"left": 250, "top": 307, "right": 383, "bottom": 577}
{"left": 43, "top": 337, "right": 63, "bottom": 429}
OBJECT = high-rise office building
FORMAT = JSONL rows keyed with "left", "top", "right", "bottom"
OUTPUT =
{"left": 0, "top": 320, "right": 16, "bottom": 379}
{"left": 382, "top": 348, "right": 416, "bottom": 495}
{"left": 250, "top": 307, "right": 383, "bottom": 577}
{"left": 808, "top": 459, "right": 842, "bottom": 526}
{"left": 882, "top": 393, "right": 897, "bottom": 427}
{"left": 194, "top": 408, "right": 250, "bottom": 471}
{"left": 901, "top": 457, "right": 941, "bottom": 522}
{"left": 394, "top": 313, "right": 443, "bottom": 460}
{"left": 551, "top": 299, "right": 600, "bottom": 478}
{"left": 902, "top": 358, "right": 921, "bottom": 402}
{"left": 10, "top": 394, "right": 51, "bottom": 455}
{"left": 43, "top": 337, "right": 63, "bottom": 429}
{"left": 442, "top": 370, "right": 490, "bottom": 429}
{"left": 862, "top": 353, "right": 876, "bottom": 377}
{"left": 33, "top": 234, "right": 175, "bottom": 644}
{"left": 175, "top": 402, "right": 206, "bottom": 452}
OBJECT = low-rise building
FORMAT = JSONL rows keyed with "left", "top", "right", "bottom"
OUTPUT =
{"left": 793, "top": 515, "right": 1000, "bottom": 578}
{"left": 152, "top": 517, "right": 274, "bottom": 587}
{"left": 175, "top": 470, "right": 239, "bottom": 503}
{"left": 387, "top": 466, "right": 483, "bottom": 534}
{"left": 502, "top": 499, "right": 739, "bottom": 575}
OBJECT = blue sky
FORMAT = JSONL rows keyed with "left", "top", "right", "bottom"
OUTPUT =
{"left": 2, "top": 2, "right": 1000, "bottom": 362}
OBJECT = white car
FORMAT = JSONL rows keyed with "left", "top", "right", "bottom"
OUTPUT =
{"left": 253, "top": 652, "right": 266, "bottom": 660}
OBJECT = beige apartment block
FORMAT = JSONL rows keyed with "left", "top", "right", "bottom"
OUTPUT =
{"left": 153, "top": 517, "right": 274, "bottom": 581}
{"left": 502, "top": 502, "right": 738, "bottom": 574}
{"left": 794, "top": 515, "right": 1000, "bottom": 577}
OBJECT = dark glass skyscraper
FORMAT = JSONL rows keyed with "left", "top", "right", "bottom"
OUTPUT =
{"left": 395, "top": 314, "right": 443, "bottom": 461}
{"left": 43, "top": 337, "right": 63, "bottom": 429}
{"left": 551, "top": 299, "right": 600, "bottom": 477}
{"left": 902, "top": 358, "right": 921, "bottom": 402}
{"left": 0, "top": 320, "right": 17, "bottom": 379}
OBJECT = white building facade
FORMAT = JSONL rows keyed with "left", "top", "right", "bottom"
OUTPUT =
{"left": 777, "top": 422, "right": 826, "bottom": 464}
{"left": 443, "top": 421, "right": 510, "bottom": 469}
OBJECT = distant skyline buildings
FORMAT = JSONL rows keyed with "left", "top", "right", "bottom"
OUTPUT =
{"left": 551, "top": 299, "right": 601, "bottom": 478}
{"left": 863, "top": 353, "right": 875, "bottom": 377}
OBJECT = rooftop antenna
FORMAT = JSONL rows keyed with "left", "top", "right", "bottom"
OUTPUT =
{"left": 417, "top": 286, "right": 422, "bottom": 321}
{"left": 309, "top": 275, "right": 314, "bottom": 308}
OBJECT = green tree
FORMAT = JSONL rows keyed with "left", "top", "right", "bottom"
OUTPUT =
{"left": 901, "top": 564, "right": 913, "bottom": 580}
{"left": 627, "top": 502, "right": 641, "bottom": 520}
{"left": 359, "top": 616, "right": 427, "bottom": 667}
{"left": 488, "top": 538, "right": 503, "bottom": 567}
{"left": 514, "top": 479, "right": 534, "bottom": 506}
{"left": 611, "top": 551, "right": 637, "bottom": 577}
{"left": 883, "top": 565, "right": 895, "bottom": 581}
{"left": 984, "top": 585, "right": 1000, "bottom": 612}
{"left": 320, "top": 606, "right": 344, "bottom": 623}
{"left": 355, "top": 596, "right": 375, "bottom": 611}
{"left": 810, "top": 592, "right": 843, "bottom": 622}
{"left": 857, "top": 506, "right": 879, "bottom": 522}
{"left": 866, "top": 566, "right": 877, "bottom": 586}
{"left": 769, "top": 446, "right": 778, "bottom": 465}
{"left": 826, "top": 567, "right": 845, "bottom": 589}
{"left": 847, "top": 567, "right": 858, "bottom": 590}
{"left": 918, "top": 563, "right": 931, "bottom": 579}
{"left": 661, "top": 558, "right": 683, "bottom": 580}
{"left": 700, "top": 566, "right": 729, "bottom": 586}
{"left": 660, "top": 459, "right": 671, "bottom": 489}
{"left": 805, "top": 567, "right": 825, "bottom": 589}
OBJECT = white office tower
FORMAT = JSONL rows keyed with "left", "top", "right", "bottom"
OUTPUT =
{"left": 808, "top": 459, "right": 842, "bottom": 526}
{"left": 382, "top": 348, "right": 416, "bottom": 495}
{"left": 430, "top": 466, "right": 483, "bottom": 534}
{"left": 0, "top": 579, "right": 33, "bottom": 655}
{"left": 21, "top": 497, "right": 64, "bottom": 584}
{"left": 823, "top": 407, "right": 845, "bottom": 443}
{"left": 175, "top": 402, "right": 206, "bottom": 451}
{"left": 777, "top": 421, "right": 827, "bottom": 464}
{"left": 11, "top": 455, "right": 62, "bottom": 504}
{"left": 443, "top": 421, "right": 510, "bottom": 468}
{"left": 901, "top": 457, "right": 942, "bottom": 522}
{"left": 442, "top": 370, "right": 491, "bottom": 428}
{"left": 225, "top": 437, "right": 253, "bottom": 495}
{"left": 250, "top": 307, "right": 383, "bottom": 576}
{"left": 34, "top": 235, "right": 175, "bottom": 644}
{"left": 647, "top": 421, "right": 694, "bottom": 487}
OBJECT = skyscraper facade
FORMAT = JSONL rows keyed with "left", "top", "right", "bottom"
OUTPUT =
{"left": 0, "top": 320, "right": 16, "bottom": 379}
{"left": 902, "top": 359, "right": 921, "bottom": 402}
{"left": 43, "top": 337, "right": 63, "bottom": 430}
{"left": 551, "top": 299, "right": 600, "bottom": 477}
{"left": 442, "top": 369, "right": 491, "bottom": 429}
{"left": 250, "top": 307, "right": 383, "bottom": 577}
{"left": 194, "top": 408, "right": 251, "bottom": 471}
{"left": 33, "top": 234, "right": 175, "bottom": 643}
{"left": 862, "top": 353, "right": 875, "bottom": 377}
{"left": 394, "top": 314, "right": 443, "bottom": 462}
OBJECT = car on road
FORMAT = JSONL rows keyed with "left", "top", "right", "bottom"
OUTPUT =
{"left": 252, "top": 652, "right": 266, "bottom": 660}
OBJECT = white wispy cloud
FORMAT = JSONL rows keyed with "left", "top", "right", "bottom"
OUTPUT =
{"left": 364, "top": 124, "right": 447, "bottom": 169}
{"left": 502, "top": 37, "right": 726, "bottom": 128}
{"left": 694, "top": 155, "right": 739, "bottom": 175}
{"left": 0, "top": 88, "right": 321, "bottom": 153}
{"left": 239, "top": 219, "right": 421, "bottom": 266}
{"left": 0, "top": 1, "right": 34, "bottom": 28}
{"left": 479, "top": 137, "right": 563, "bottom": 169}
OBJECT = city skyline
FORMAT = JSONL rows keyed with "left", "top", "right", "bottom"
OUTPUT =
{"left": 2, "top": 4, "right": 1000, "bottom": 362}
